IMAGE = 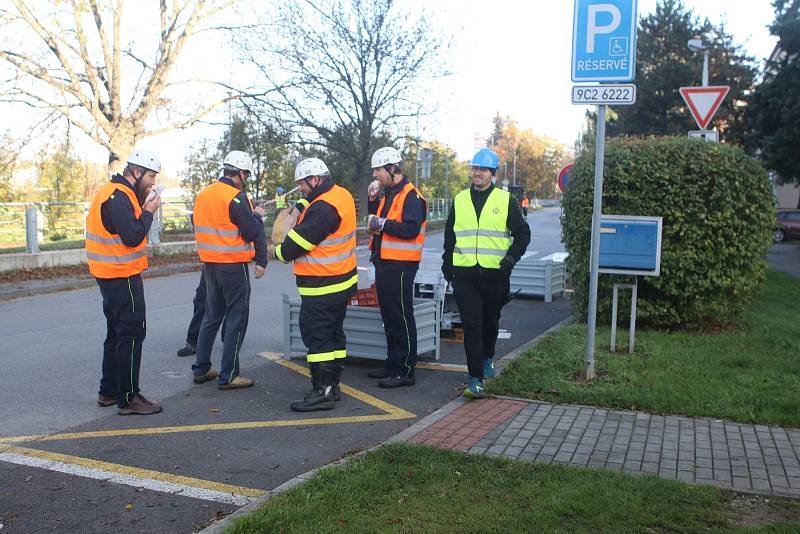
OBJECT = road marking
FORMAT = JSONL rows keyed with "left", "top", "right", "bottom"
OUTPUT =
{"left": 416, "top": 362, "right": 468, "bottom": 372}
{"left": 0, "top": 353, "right": 415, "bottom": 445}
{"left": 258, "top": 352, "right": 415, "bottom": 417}
{"left": 0, "top": 446, "right": 263, "bottom": 506}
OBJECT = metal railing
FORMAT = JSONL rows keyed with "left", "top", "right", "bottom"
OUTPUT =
{"left": 2, "top": 197, "right": 452, "bottom": 253}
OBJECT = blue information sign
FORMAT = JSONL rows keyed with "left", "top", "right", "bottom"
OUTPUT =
{"left": 572, "top": 0, "right": 638, "bottom": 82}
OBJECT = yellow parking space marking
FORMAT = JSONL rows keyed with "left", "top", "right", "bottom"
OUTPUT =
{"left": 416, "top": 362, "right": 468, "bottom": 372}
{"left": 258, "top": 352, "right": 415, "bottom": 417}
{"left": 0, "top": 445, "right": 263, "bottom": 505}
{"left": 0, "top": 352, "right": 415, "bottom": 446}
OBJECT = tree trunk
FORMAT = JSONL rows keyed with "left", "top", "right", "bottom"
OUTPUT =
{"left": 107, "top": 128, "right": 136, "bottom": 175}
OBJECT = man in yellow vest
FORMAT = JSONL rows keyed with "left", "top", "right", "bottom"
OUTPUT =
{"left": 86, "top": 148, "right": 163, "bottom": 415}
{"left": 274, "top": 186, "right": 288, "bottom": 209}
{"left": 442, "top": 148, "right": 531, "bottom": 399}
{"left": 365, "top": 146, "right": 427, "bottom": 388}
{"left": 191, "top": 150, "right": 268, "bottom": 389}
{"left": 273, "top": 158, "right": 357, "bottom": 411}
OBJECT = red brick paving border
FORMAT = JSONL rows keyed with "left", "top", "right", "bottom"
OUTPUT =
{"left": 408, "top": 399, "right": 527, "bottom": 452}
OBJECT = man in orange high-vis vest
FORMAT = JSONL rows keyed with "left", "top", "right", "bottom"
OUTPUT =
{"left": 273, "top": 158, "right": 357, "bottom": 412}
{"left": 191, "top": 151, "right": 268, "bottom": 390}
{"left": 365, "top": 147, "right": 427, "bottom": 388}
{"left": 86, "top": 148, "right": 163, "bottom": 416}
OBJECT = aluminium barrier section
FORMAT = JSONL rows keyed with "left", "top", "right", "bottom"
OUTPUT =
{"left": 282, "top": 294, "right": 440, "bottom": 361}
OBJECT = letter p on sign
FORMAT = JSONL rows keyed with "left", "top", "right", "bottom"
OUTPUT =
{"left": 587, "top": 4, "right": 621, "bottom": 53}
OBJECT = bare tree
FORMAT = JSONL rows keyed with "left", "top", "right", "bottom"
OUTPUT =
{"left": 244, "top": 0, "right": 448, "bottom": 215}
{"left": 0, "top": 0, "right": 244, "bottom": 171}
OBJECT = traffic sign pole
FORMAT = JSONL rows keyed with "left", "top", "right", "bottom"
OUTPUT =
{"left": 584, "top": 104, "right": 606, "bottom": 380}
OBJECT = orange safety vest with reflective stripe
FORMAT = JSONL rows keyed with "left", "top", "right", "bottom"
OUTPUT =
{"left": 86, "top": 182, "right": 148, "bottom": 279}
{"left": 193, "top": 181, "right": 256, "bottom": 263}
{"left": 370, "top": 182, "right": 427, "bottom": 262}
{"left": 293, "top": 184, "right": 357, "bottom": 281}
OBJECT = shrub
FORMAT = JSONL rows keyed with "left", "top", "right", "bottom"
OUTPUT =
{"left": 562, "top": 137, "right": 774, "bottom": 328}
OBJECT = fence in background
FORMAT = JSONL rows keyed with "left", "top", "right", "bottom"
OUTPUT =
{"left": 1, "top": 197, "right": 452, "bottom": 253}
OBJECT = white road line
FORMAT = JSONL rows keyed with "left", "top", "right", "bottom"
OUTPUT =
{"left": 0, "top": 451, "right": 255, "bottom": 506}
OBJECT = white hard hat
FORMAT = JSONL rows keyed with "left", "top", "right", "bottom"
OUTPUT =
{"left": 294, "top": 158, "right": 330, "bottom": 182}
{"left": 371, "top": 146, "right": 402, "bottom": 169}
{"left": 223, "top": 150, "right": 254, "bottom": 174}
{"left": 127, "top": 148, "right": 161, "bottom": 173}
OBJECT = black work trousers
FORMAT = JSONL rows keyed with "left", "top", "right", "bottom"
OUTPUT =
{"left": 96, "top": 274, "right": 146, "bottom": 407}
{"left": 185, "top": 268, "right": 207, "bottom": 346}
{"left": 375, "top": 269, "right": 417, "bottom": 378}
{"left": 453, "top": 276, "right": 507, "bottom": 380}
{"left": 299, "top": 293, "right": 349, "bottom": 363}
{"left": 192, "top": 263, "right": 251, "bottom": 385}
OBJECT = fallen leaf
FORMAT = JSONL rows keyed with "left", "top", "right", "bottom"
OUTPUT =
{"left": 209, "top": 407, "right": 220, "bottom": 413}
{"left": 336, "top": 518, "right": 346, "bottom": 526}
{"left": 24, "top": 476, "right": 32, "bottom": 482}
{"left": 125, "top": 503, "right": 134, "bottom": 510}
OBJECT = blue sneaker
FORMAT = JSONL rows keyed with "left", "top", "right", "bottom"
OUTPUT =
{"left": 463, "top": 377, "right": 486, "bottom": 399}
{"left": 483, "top": 358, "right": 495, "bottom": 378}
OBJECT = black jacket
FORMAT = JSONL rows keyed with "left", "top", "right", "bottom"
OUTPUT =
{"left": 100, "top": 175, "right": 152, "bottom": 248}
{"left": 367, "top": 177, "right": 427, "bottom": 272}
{"left": 442, "top": 184, "right": 531, "bottom": 281}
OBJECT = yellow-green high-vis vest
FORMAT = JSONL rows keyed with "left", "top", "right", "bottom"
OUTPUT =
{"left": 452, "top": 187, "right": 511, "bottom": 269}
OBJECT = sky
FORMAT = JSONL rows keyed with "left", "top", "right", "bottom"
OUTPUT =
{"left": 7, "top": 0, "right": 780, "bottom": 178}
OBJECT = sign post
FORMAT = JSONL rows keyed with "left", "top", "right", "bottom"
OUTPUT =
{"left": 571, "top": 0, "right": 638, "bottom": 380}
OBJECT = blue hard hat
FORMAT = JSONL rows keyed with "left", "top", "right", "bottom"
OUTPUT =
{"left": 471, "top": 148, "right": 499, "bottom": 170}
{"left": 276, "top": 186, "right": 284, "bottom": 193}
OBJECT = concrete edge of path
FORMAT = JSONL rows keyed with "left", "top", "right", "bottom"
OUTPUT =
{"left": 0, "top": 262, "right": 201, "bottom": 302}
{"left": 197, "top": 314, "right": 575, "bottom": 534}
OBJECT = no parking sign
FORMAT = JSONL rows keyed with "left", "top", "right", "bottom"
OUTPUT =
{"left": 557, "top": 164, "right": 573, "bottom": 193}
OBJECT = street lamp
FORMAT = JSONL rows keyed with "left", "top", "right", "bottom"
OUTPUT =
{"left": 687, "top": 37, "right": 710, "bottom": 87}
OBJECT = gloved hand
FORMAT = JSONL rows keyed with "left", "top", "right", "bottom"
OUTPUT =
{"left": 367, "top": 214, "right": 386, "bottom": 234}
{"left": 499, "top": 255, "right": 516, "bottom": 276}
{"left": 442, "top": 265, "right": 453, "bottom": 282}
{"left": 367, "top": 180, "right": 381, "bottom": 201}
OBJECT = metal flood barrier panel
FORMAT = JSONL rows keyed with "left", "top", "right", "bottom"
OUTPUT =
{"left": 509, "top": 260, "right": 566, "bottom": 302}
{"left": 282, "top": 295, "right": 440, "bottom": 361}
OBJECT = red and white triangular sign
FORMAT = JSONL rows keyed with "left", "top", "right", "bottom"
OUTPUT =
{"left": 679, "top": 86, "right": 730, "bottom": 129}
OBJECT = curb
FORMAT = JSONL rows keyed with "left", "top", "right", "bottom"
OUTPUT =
{"left": 197, "top": 314, "right": 574, "bottom": 533}
{"left": 0, "top": 263, "right": 201, "bottom": 302}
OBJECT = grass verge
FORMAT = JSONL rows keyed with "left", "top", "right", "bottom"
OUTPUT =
{"left": 488, "top": 270, "right": 800, "bottom": 427}
{"left": 227, "top": 443, "right": 800, "bottom": 533}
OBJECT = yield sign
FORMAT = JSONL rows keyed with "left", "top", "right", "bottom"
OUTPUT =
{"left": 679, "top": 86, "right": 730, "bottom": 129}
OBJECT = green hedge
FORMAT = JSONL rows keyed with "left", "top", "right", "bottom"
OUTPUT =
{"left": 562, "top": 137, "right": 774, "bottom": 328}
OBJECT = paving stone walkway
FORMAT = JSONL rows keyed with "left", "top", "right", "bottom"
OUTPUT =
{"left": 409, "top": 398, "right": 800, "bottom": 499}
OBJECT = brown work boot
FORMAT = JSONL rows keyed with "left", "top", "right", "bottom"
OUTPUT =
{"left": 193, "top": 368, "right": 219, "bottom": 384}
{"left": 97, "top": 394, "right": 116, "bottom": 407}
{"left": 217, "top": 376, "right": 254, "bottom": 390}
{"left": 117, "top": 394, "right": 163, "bottom": 416}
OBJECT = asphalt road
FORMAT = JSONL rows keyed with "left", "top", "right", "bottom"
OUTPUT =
{"left": 0, "top": 207, "right": 570, "bottom": 533}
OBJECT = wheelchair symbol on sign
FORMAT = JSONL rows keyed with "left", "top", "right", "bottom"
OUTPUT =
{"left": 609, "top": 37, "right": 627, "bottom": 56}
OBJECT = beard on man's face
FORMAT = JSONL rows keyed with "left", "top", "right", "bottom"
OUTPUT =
{"left": 135, "top": 178, "right": 150, "bottom": 206}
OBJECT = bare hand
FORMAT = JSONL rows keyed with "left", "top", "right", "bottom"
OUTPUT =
{"left": 254, "top": 265, "right": 266, "bottom": 279}
{"left": 253, "top": 206, "right": 266, "bottom": 218}
{"left": 143, "top": 193, "right": 161, "bottom": 213}
{"left": 368, "top": 179, "right": 380, "bottom": 201}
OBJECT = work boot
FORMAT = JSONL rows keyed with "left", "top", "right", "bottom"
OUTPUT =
{"left": 333, "top": 364, "right": 344, "bottom": 401}
{"left": 379, "top": 375, "right": 415, "bottom": 388}
{"left": 177, "top": 343, "right": 196, "bottom": 357}
{"left": 117, "top": 394, "right": 163, "bottom": 415}
{"left": 290, "top": 362, "right": 335, "bottom": 412}
{"left": 193, "top": 368, "right": 218, "bottom": 384}
{"left": 97, "top": 394, "right": 116, "bottom": 407}
{"left": 218, "top": 376, "right": 255, "bottom": 390}
{"left": 483, "top": 358, "right": 496, "bottom": 378}
{"left": 367, "top": 367, "right": 392, "bottom": 379}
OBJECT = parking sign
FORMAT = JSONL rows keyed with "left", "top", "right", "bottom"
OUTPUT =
{"left": 572, "top": 0, "right": 638, "bottom": 82}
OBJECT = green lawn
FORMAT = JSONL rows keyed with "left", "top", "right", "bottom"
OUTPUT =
{"left": 227, "top": 443, "right": 800, "bottom": 533}
{"left": 0, "top": 239, "right": 85, "bottom": 254}
{"left": 489, "top": 270, "right": 800, "bottom": 427}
